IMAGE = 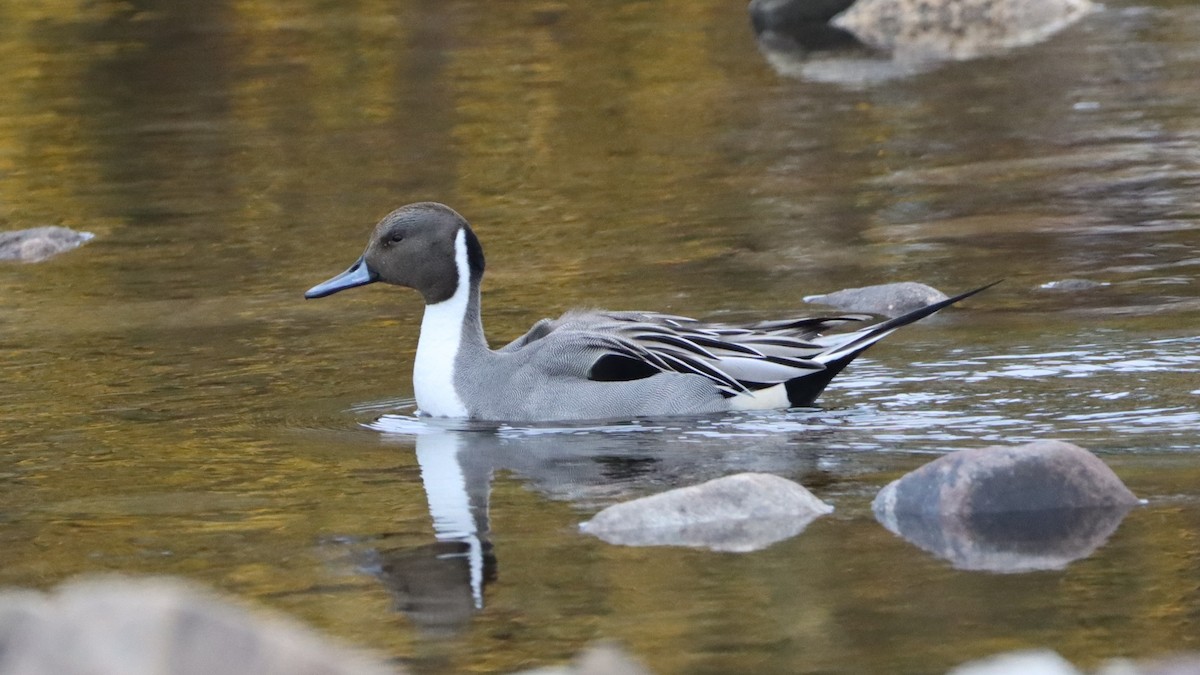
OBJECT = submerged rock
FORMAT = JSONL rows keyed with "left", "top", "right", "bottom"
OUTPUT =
{"left": 873, "top": 441, "right": 1138, "bottom": 572}
{"left": 833, "top": 0, "right": 1097, "bottom": 61}
{"left": 0, "top": 577, "right": 397, "bottom": 675}
{"left": 0, "top": 226, "right": 94, "bottom": 262}
{"left": 580, "top": 472, "right": 832, "bottom": 553}
{"left": 1038, "top": 278, "right": 1110, "bottom": 292}
{"left": 804, "top": 281, "right": 948, "bottom": 317}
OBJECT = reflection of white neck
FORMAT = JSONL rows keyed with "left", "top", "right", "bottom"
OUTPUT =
{"left": 415, "top": 431, "right": 487, "bottom": 608}
{"left": 413, "top": 228, "right": 470, "bottom": 418}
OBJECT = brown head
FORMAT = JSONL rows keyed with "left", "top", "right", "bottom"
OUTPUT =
{"left": 304, "top": 202, "right": 485, "bottom": 304}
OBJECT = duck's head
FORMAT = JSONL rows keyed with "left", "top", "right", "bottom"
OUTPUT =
{"left": 305, "top": 202, "right": 485, "bottom": 304}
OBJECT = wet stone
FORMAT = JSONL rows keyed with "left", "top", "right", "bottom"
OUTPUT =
{"left": 804, "top": 281, "right": 948, "bottom": 317}
{"left": 873, "top": 441, "right": 1138, "bottom": 572}
{"left": 579, "top": 472, "right": 833, "bottom": 553}
{"left": 0, "top": 226, "right": 94, "bottom": 262}
{"left": 874, "top": 440, "right": 1139, "bottom": 518}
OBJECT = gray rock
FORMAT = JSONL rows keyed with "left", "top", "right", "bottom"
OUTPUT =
{"left": 580, "top": 472, "right": 833, "bottom": 553}
{"left": 947, "top": 650, "right": 1082, "bottom": 675}
{"left": 874, "top": 441, "right": 1137, "bottom": 572}
{"left": 0, "top": 226, "right": 94, "bottom": 262}
{"left": 804, "top": 281, "right": 949, "bottom": 317}
{"left": 833, "top": 0, "right": 1097, "bottom": 62}
{"left": 0, "top": 577, "right": 398, "bottom": 675}
{"left": 874, "top": 440, "right": 1138, "bottom": 517}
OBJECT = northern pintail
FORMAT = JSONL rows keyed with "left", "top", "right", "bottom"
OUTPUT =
{"left": 305, "top": 203, "right": 991, "bottom": 422}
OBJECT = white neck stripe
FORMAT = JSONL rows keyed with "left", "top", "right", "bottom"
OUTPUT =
{"left": 413, "top": 229, "right": 471, "bottom": 417}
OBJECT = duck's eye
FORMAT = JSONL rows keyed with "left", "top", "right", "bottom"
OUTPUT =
{"left": 384, "top": 233, "right": 403, "bottom": 246}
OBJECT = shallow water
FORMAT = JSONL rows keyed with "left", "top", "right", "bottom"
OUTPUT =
{"left": 1, "top": 1, "right": 1199, "bottom": 673}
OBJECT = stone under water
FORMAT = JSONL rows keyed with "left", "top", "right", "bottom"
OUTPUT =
{"left": 580, "top": 472, "right": 833, "bottom": 553}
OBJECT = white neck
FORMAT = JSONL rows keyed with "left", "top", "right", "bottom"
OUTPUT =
{"left": 413, "top": 229, "right": 471, "bottom": 417}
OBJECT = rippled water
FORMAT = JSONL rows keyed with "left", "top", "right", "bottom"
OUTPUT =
{"left": 2, "top": 1, "right": 1199, "bottom": 673}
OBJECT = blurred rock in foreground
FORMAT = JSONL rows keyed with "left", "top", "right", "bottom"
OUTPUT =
{"left": 950, "top": 649, "right": 1200, "bottom": 675}
{"left": 0, "top": 577, "right": 397, "bottom": 675}
{"left": 519, "top": 643, "right": 652, "bottom": 675}
{"left": 948, "top": 649, "right": 1083, "bottom": 675}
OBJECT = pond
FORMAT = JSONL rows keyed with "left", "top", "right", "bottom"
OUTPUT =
{"left": 1, "top": 1, "right": 1198, "bottom": 673}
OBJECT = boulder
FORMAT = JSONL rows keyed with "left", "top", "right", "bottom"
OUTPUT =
{"left": 873, "top": 439, "right": 1132, "bottom": 569}
{"left": 873, "top": 441, "right": 1138, "bottom": 572}
{"left": 0, "top": 577, "right": 397, "bottom": 675}
{"left": 874, "top": 440, "right": 1138, "bottom": 517}
{"left": 580, "top": 473, "right": 832, "bottom": 553}
{"left": 0, "top": 226, "right": 94, "bottom": 262}
{"left": 804, "top": 282, "right": 948, "bottom": 317}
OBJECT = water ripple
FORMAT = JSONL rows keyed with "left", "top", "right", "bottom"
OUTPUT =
{"left": 357, "top": 334, "right": 1199, "bottom": 454}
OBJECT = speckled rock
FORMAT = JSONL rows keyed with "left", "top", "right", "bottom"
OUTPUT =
{"left": 580, "top": 473, "right": 833, "bottom": 553}
{"left": 0, "top": 577, "right": 397, "bottom": 675}
{"left": 804, "top": 281, "right": 949, "bottom": 317}
{"left": 0, "top": 226, "right": 94, "bottom": 262}
{"left": 832, "top": 0, "right": 1097, "bottom": 61}
{"left": 873, "top": 441, "right": 1137, "bottom": 572}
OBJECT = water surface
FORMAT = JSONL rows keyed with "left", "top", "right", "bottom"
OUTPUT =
{"left": 1, "top": 1, "right": 1199, "bottom": 673}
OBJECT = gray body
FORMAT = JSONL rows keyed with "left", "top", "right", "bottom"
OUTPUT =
{"left": 453, "top": 297, "right": 728, "bottom": 421}
{"left": 305, "top": 203, "right": 991, "bottom": 423}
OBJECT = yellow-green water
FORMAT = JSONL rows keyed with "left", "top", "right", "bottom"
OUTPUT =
{"left": 2, "top": 1, "right": 1199, "bottom": 673}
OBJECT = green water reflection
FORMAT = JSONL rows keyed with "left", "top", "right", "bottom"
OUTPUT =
{"left": 1, "top": 1, "right": 1199, "bottom": 673}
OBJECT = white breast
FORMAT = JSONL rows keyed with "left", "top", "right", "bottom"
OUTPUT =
{"left": 413, "top": 229, "right": 470, "bottom": 417}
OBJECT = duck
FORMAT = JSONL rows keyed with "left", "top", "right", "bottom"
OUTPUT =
{"left": 305, "top": 202, "right": 992, "bottom": 423}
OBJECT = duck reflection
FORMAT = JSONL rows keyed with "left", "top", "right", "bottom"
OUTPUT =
{"left": 876, "top": 504, "right": 1133, "bottom": 573}
{"left": 365, "top": 430, "right": 496, "bottom": 636}
{"left": 362, "top": 415, "right": 826, "bottom": 633}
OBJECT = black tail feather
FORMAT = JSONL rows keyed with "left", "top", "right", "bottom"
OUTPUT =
{"left": 784, "top": 281, "right": 1001, "bottom": 406}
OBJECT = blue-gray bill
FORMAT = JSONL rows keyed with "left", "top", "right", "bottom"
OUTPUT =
{"left": 304, "top": 256, "right": 378, "bottom": 299}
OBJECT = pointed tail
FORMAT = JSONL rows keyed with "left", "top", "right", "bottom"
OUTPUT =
{"left": 785, "top": 281, "right": 1000, "bottom": 406}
